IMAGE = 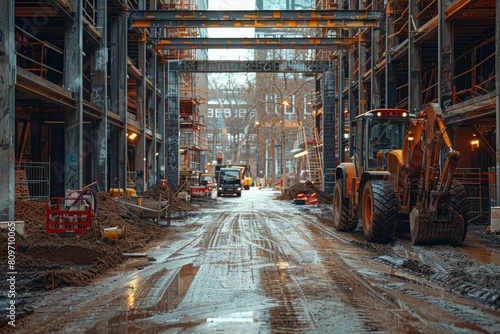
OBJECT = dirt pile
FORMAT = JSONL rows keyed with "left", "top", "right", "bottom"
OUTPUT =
{"left": 0, "top": 185, "right": 197, "bottom": 292}
{"left": 143, "top": 183, "right": 197, "bottom": 212}
{"left": 277, "top": 181, "right": 333, "bottom": 204}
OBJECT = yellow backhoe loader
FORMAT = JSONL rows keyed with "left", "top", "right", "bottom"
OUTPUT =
{"left": 333, "top": 104, "right": 469, "bottom": 245}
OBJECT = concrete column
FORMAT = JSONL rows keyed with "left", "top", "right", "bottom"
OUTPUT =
{"left": 64, "top": 0, "right": 84, "bottom": 191}
{"left": 93, "top": 0, "right": 108, "bottom": 191}
{"left": 0, "top": 0, "right": 16, "bottom": 221}
{"left": 167, "top": 65, "right": 180, "bottom": 187}
{"left": 438, "top": 0, "right": 453, "bottom": 109}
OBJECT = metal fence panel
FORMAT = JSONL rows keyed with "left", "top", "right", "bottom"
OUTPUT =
{"left": 15, "top": 162, "right": 50, "bottom": 200}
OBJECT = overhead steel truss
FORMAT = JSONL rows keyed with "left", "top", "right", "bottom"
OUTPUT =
{"left": 128, "top": 9, "right": 385, "bottom": 29}
{"left": 167, "top": 60, "right": 332, "bottom": 72}
{"left": 152, "top": 37, "right": 361, "bottom": 50}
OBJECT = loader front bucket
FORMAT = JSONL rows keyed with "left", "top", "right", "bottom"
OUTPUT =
{"left": 410, "top": 206, "right": 464, "bottom": 246}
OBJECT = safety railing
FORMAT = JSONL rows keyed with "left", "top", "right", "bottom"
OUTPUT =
{"left": 15, "top": 162, "right": 50, "bottom": 200}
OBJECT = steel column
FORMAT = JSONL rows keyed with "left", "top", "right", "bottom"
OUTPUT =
{"left": 157, "top": 63, "right": 166, "bottom": 184}
{"left": 496, "top": 0, "right": 500, "bottom": 205}
{"left": 64, "top": 0, "right": 84, "bottom": 191}
{"left": 93, "top": 0, "right": 108, "bottom": 191}
{"left": 322, "top": 69, "right": 336, "bottom": 194}
{"left": 0, "top": 0, "right": 15, "bottom": 221}
{"left": 167, "top": 64, "right": 180, "bottom": 187}
{"left": 408, "top": 0, "right": 422, "bottom": 113}
{"left": 385, "top": 3, "right": 396, "bottom": 108}
{"left": 438, "top": 0, "right": 453, "bottom": 109}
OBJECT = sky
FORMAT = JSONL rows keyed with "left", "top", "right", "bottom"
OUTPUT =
{"left": 207, "top": 0, "right": 256, "bottom": 61}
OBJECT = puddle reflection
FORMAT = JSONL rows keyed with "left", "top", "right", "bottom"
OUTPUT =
{"left": 462, "top": 240, "right": 500, "bottom": 265}
{"left": 85, "top": 263, "right": 199, "bottom": 333}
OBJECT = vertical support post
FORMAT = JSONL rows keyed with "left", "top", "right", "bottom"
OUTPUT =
{"left": 147, "top": 53, "right": 158, "bottom": 187}
{"left": 167, "top": 62, "right": 180, "bottom": 187}
{"left": 438, "top": 0, "right": 453, "bottom": 109}
{"left": 0, "top": 0, "right": 15, "bottom": 221}
{"left": 495, "top": 0, "right": 500, "bottom": 205}
{"left": 385, "top": 2, "right": 396, "bottom": 108}
{"left": 136, "top": 35, "right": 147, "bottom": 191}
{"left": 408, "top": 0, "right": 422, "bottom": 114}
{"left": 371, "top": 0, "right": 381, "bottom": 110}
{"left": 338, "top": 50, "right": 346, "bottom": 163}
{"left": 64, "top": 0, "right": 84, "bottom": 191}
{"left": 93, "top": 0, "right": 108, "bottom": 191}
{"left": 358, "top": 0, "right": 367, "bottom": 115}
{"left": 322, "top": 69, "right": 336, "bottom": 194}
{"left": 157, "top": 63, "right": 166, "bottom": 184}
{"left": 109, "top": 16, "right": 125, "bottom": 189}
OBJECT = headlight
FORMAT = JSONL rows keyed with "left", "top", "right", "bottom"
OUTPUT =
{"left": 218, "top": 187, "right": 222, "bottom": 190}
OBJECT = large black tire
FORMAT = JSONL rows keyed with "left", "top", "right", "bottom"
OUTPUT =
{"left": 360, "top": 180, "right": 398, "bottom": 243}
{"left": 450, "top": 181, "right": 469, "bottom": 241}
{"left": 333, "top": 179, "right": 357, "bottom": 231}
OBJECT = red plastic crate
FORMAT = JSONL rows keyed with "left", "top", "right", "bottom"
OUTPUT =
{"left": 46, "top": 197, "right": 93, "bottom": 234}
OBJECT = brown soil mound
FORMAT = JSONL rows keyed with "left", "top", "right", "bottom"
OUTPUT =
{"left": 0, "top": 185, "right": 196, "bottom": 293}
{"left": 276, "top": 181, "right": 333, "bottom": 204}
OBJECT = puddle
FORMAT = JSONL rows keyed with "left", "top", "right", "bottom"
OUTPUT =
{"left": 85, "top": 263, "right": 199, "bottom": 333}
{"left": 461, "top": 240, "right": 500, "bottom": 265}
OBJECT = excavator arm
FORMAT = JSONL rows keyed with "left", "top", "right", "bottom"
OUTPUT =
{"left": 402, "top": 103, "right": 465, "bottom": 245}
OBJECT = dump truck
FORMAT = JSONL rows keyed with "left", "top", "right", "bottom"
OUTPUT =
{"left": 333, "top": 104, "right": 469, "bottom": 245}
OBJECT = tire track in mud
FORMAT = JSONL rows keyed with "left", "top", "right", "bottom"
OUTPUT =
{"left": 263, "top": 200, "right": 475, "bottom": 333}
{"left": 302, "top": 210, "right": 499, "bottom": 333}
{"left": 262, "top": 206, "right": 400, "bottom": 332}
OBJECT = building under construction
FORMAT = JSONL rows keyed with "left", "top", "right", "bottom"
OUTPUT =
{"left": 0, "top": 0, "right": 498, "bottom": 223}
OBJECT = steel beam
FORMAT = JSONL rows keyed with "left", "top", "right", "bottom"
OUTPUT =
{"left": 153, "top": 37, "right": 358, "bottom": 50}
{"left": 167, "top": 60, "right": 332, "bottom": 73}
{"left": 129, "top": 9, "right": 385, "bottom": 22}
{"left": 132, "top": 19, "right": 380, "bottom": 29}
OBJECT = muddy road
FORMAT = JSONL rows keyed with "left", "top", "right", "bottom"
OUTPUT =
{"left": 11, "top": 188, "right": 500, "bottom": 333}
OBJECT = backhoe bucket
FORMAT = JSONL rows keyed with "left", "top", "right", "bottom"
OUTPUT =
{"left": 410, "top": 207, "right": 464, "bottom": 246}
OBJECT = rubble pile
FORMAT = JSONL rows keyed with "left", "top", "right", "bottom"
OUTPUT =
{"left": 277, "top": 181, "right": 333, "bottom": 204}
{"left": 142, "top": 183, "right": 196, "bottom": 212}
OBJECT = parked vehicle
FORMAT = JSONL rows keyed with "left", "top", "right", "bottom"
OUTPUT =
{"left": 333, "top": 104, "right": 469, "bottom": 245}
{"left": 216, "top": 167, "right": 242, "bottom": 197}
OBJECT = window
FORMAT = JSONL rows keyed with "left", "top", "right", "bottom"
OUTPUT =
{"left": 239, "top": 109, "right": 246, "bottom": 117}
{"left": 215, "top": 109, "right": 222, "bottom": 118}
{"left": 284, "top": 105, "right": 294, "bottom": 115}
{"left": 224, "top": 109, "right": 231, "bottom": 117}
{"left": 207, "top": 108, "right": 213, "bottom": 117}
